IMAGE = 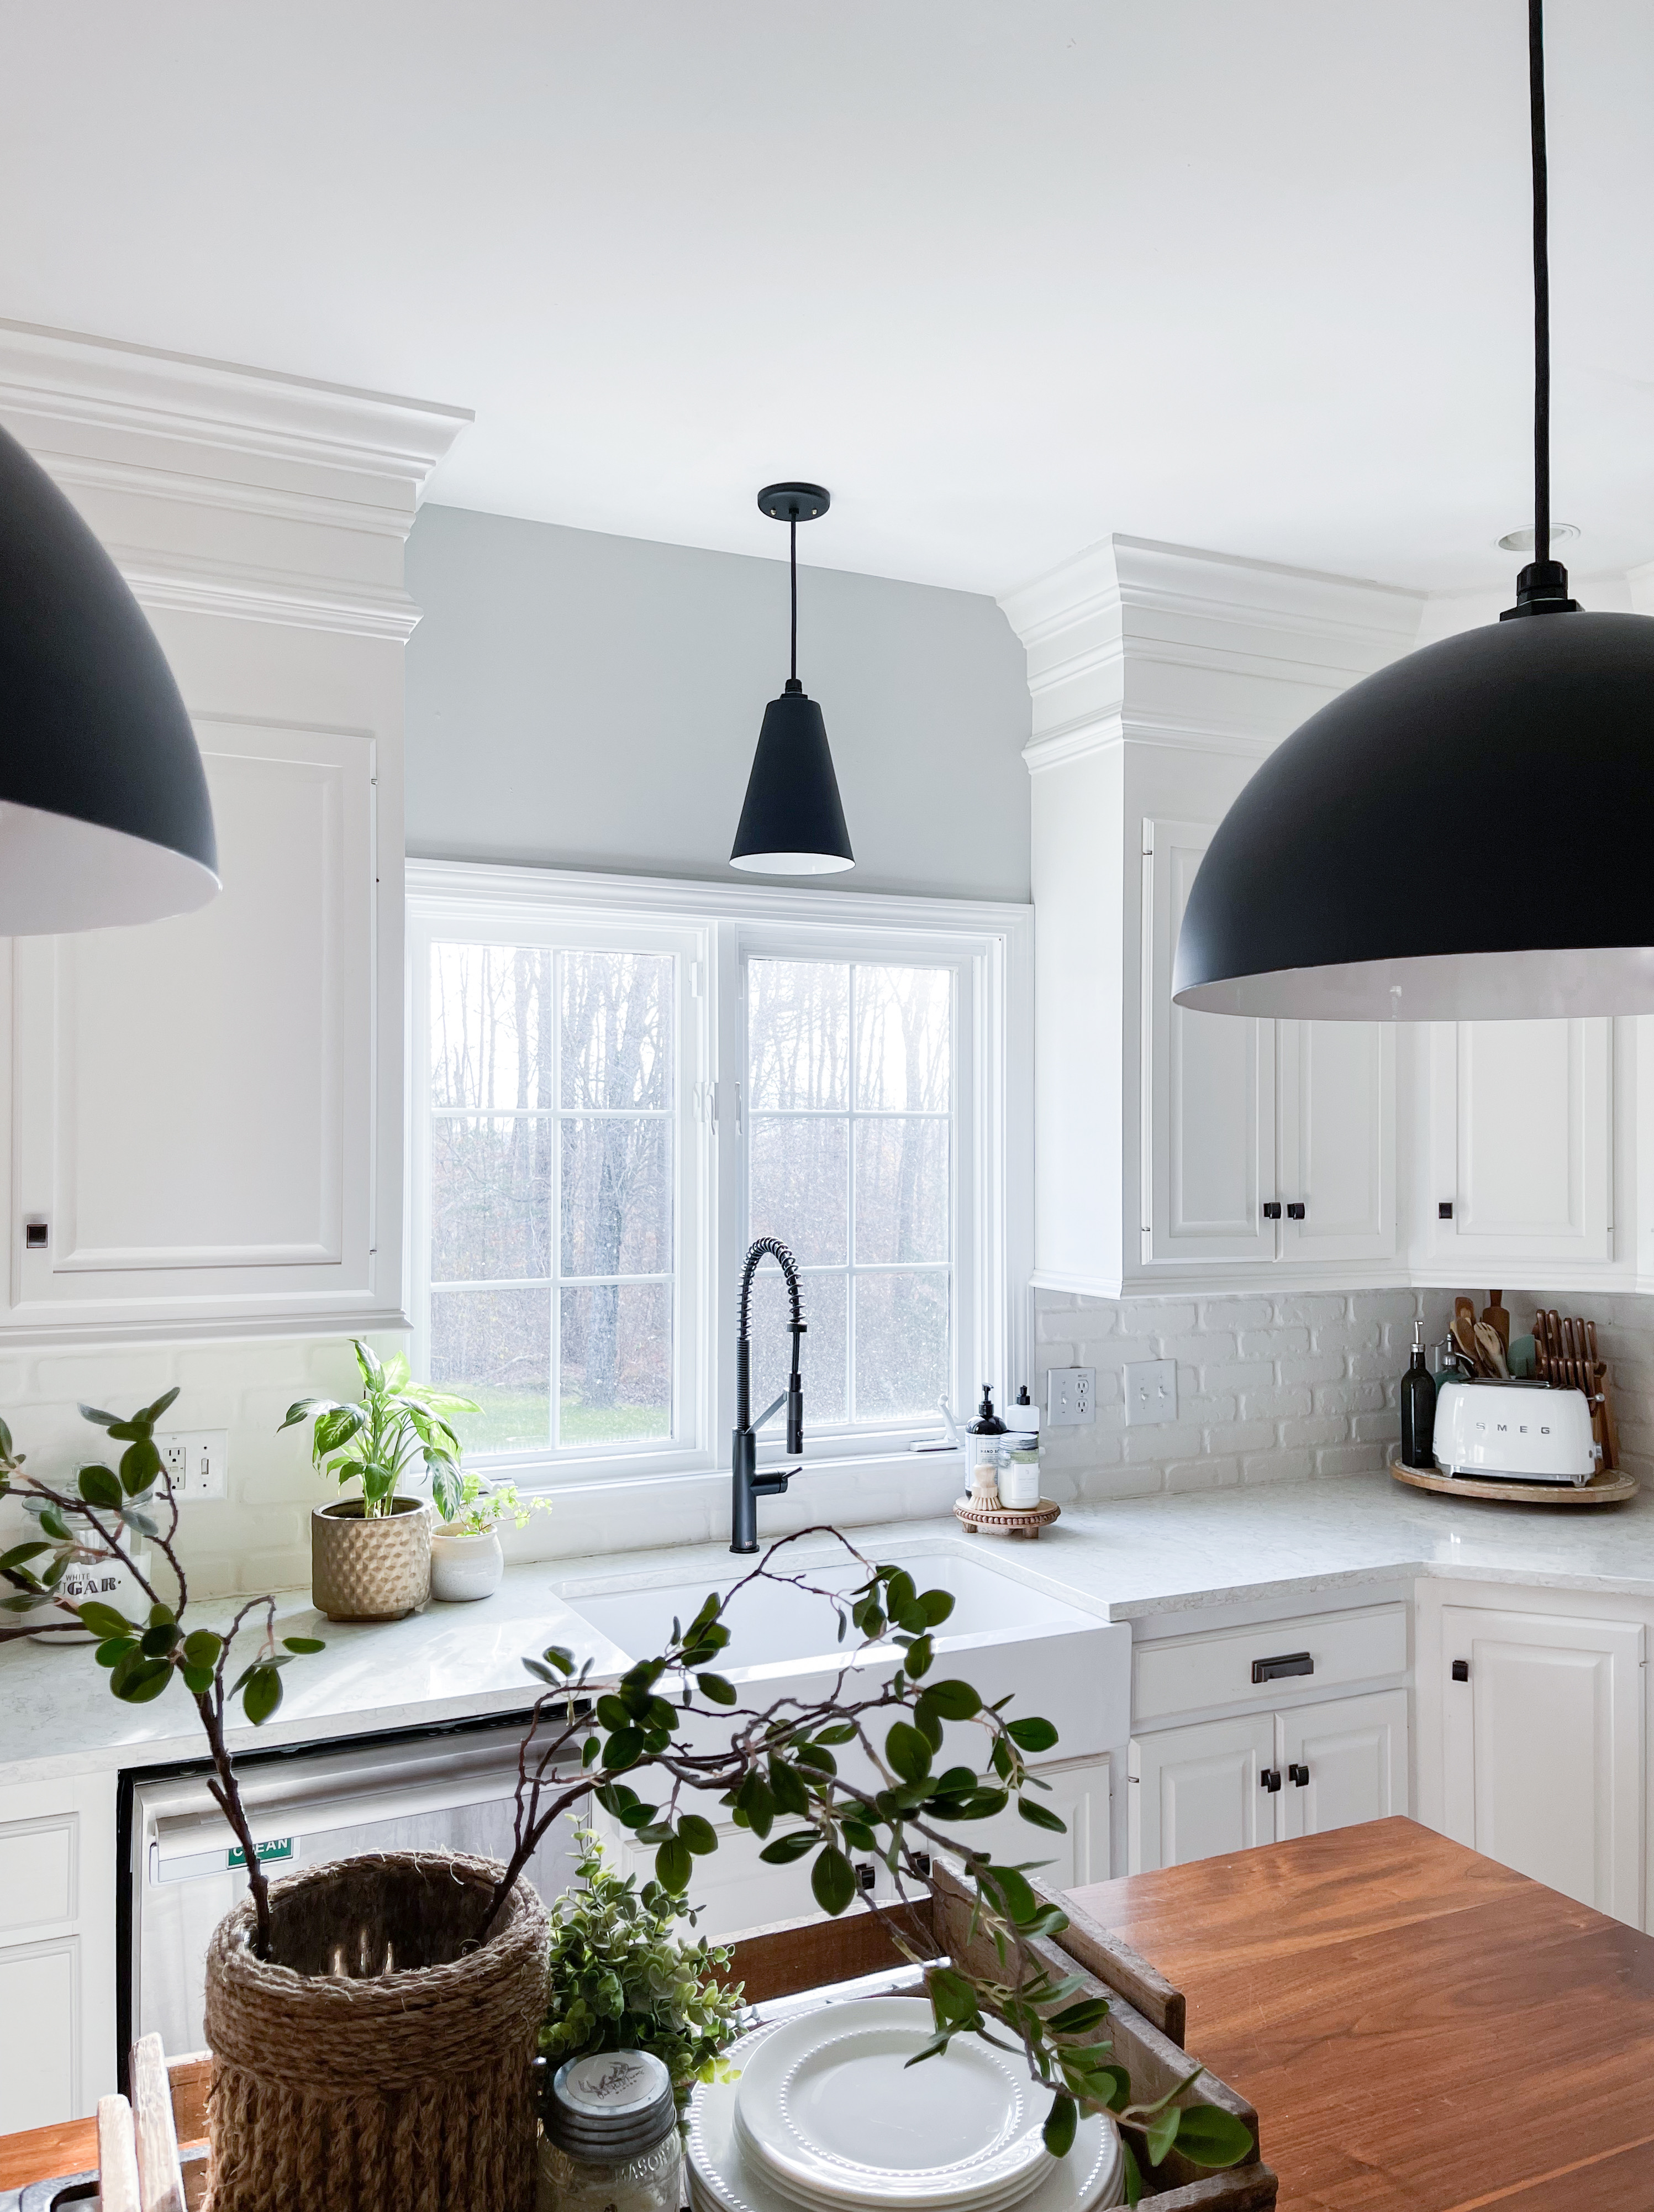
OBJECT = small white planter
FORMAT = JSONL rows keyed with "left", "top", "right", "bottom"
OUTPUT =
{"left": 430, "top": 1527, "right": 505, "bottom": 1602}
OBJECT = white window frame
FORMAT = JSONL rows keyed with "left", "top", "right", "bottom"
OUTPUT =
{"left": 407, "top": 860, "right": 1033, "bottom": 1490}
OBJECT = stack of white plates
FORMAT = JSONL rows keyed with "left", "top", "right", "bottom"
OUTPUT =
{"left": 687, "top": 1998, "right": 1125, "bottom": 2212}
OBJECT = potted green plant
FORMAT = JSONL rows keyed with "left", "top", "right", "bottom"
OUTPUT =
{"left": 539, "top": 1824, "right": 745, "bottom": 2101}
{"left": 280, "top": 1339, "right": 479, "bottom": 1621}
{"left": 431, "top": 1471, "right": 551, "bottom": 1602}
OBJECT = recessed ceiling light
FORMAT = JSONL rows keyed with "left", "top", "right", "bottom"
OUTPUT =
{"left": 1498, "top": 522, "right": 1579, "bottom": 553}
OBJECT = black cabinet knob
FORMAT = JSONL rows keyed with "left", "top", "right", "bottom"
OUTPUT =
{"left": 1262, "top": 1202, "right": 1282, "bottom": 1220}
{"left": 1452, "top": 1659, "right": 1470, "bottom": 1683}
{"left": 1287, "top": 1202, "right": 1305, "bottom": 1220}
{"left": 1260, "top": 1768, "right": 1282, "bottom": 1793}
{"left": 1439, "top": 1201, "right": 1455, "bottom": 1220}
{"left": 1289, "top": 1763, "right": 1309, "bottom": 1787}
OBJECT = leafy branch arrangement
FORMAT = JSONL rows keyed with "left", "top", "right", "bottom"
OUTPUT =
{"left": 540, "top": 1824, "right": 746, "bottom": 2102}
{"left": 496, "top": 1530, "right": 1253, "bottom": 2204}
{"left": 280, "top": 1339, "right": 478, "bottom": 1520}
{"left": 0, "top": 1393, "right": 324, "bottom": 1954}
{"left": 443, "top": 1470, "right": 553, "bottom": 1538}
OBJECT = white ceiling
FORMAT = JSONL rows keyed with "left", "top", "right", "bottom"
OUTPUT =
{"left": 2, "top": 1, "right": 1650, "bottom": 598}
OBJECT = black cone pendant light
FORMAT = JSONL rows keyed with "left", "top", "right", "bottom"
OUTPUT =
{"left": 0, "top": 419, "right": 217, "bottom": 933}
{"left": 730, "top": 482, "right": 854, "bottom": 875}
{"left": 1174, "top": 0, "right": 1654, "bottom": 1022}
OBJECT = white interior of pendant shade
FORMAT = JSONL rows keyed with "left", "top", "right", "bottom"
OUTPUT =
{"left": 0, "top": 801, "right": 221, "bottom": 934}
{"left": 1173, "top": 946, "right": 1654, "bottom": 1022}
{"left": 728, "top": 852, "right": 856, "bottom": 875}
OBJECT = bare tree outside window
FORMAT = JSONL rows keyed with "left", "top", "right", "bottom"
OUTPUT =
{"left": 748, "top": 958, "right": 952, "bottom": 1427}
{"left": 428, "top": 944, "right": 675, "bottom": 1454}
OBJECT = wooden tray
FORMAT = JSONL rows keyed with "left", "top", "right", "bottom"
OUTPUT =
{"left": 1388, "top": 1444, "right": 1637, "bottom": 1507}
{"left": 951, "top": 1495, "right": 1061, "bottom": 1540}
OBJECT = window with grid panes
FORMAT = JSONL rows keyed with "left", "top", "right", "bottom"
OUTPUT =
{"left": 743, "top": 957, "right": 953, "bottom": 1436}
{"left": 427, "top": 942, "right": 677, "bottom": 1454}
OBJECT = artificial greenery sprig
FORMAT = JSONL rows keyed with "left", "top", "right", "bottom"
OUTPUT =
{"left": 281, "top": 1339, "right": 478, "bottom": 1520}
{"left": 0, "top": 1395, "right": 324, "bottom": 1957}
{"left": 496, "top": 1532, "right": 1253, "bottom": 2204}
{"left": 442, "top": 1470, "right": 552, "bottom": 1538}
{"left": 540, "top": 1824, "right": 746, "bottom": 2102}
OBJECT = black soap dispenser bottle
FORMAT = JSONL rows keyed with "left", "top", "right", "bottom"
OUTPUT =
{"left": 966, "top": 1385, "right": 1007, "bottom": 1507}
{"left": 1399, "top": 1319, "right": 1437, "bottom": 1470}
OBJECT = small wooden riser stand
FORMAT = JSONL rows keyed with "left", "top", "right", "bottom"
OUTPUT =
{"left": 951, "top": 1495, "right": 1061, "bottom": 1540}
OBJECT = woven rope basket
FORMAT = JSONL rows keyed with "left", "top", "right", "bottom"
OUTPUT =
{"left": 203, "top": 1850, "right": 549, "bottom": 2212}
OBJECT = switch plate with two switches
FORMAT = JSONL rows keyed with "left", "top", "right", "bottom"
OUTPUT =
{"left": 1124, "top": 1359, "right": 1178, "bottom": 1426}
{"left": 1046, "top": 1368, "right": 1095, "bottom": 1425}
{"left": 156, "top": 1431, "right": 228, "bottom": 1501}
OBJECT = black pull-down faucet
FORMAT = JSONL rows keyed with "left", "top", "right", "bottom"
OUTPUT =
{"left": 731, "top": 1237, "right": 805, "bottom": 1553}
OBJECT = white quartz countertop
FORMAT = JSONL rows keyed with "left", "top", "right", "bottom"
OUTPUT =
{"left": 6, "top": 1468, "right": 1653, "bottom": 1788}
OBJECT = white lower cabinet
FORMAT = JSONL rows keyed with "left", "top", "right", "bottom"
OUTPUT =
{"left": 1436, "top": 1602, "right": 1644, "bottom": 1926}
{"left": 1130, "top": 1690, "right": 1409, "bottom": 1873}
{"left": 0, "top": 1771, "right": 118, "bottom": 2130}
{"left": 593, "top": 1754, "right": 1112, "bottom": 1945}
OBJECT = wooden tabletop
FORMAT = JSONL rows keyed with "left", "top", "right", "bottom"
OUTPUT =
{"left": 1067, "top": 1816, "right": 1654, "bottom": 2211}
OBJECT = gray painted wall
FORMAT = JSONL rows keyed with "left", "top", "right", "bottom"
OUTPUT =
{"left": 404, "top": 505, "right": 1032, "bottom": 900}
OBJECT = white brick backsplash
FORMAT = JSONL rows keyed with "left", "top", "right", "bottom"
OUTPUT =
{"left": 1032, "top": 1283, "right": 1501, "bottom": 1507}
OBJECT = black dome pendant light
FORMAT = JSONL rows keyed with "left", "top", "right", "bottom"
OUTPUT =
{"left": 730, "top": 482, "right": 855, "bottom": 875}
{"left": 0, "top": 420, "right": 217, "bottom": 933}
{"left": 1174, "top": 0, "right": 1654, "bottom": 1022}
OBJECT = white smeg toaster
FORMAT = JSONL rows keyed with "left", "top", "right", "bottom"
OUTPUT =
{"left": 1432, "top": 1378, "right": 1599, "bottom": 1485}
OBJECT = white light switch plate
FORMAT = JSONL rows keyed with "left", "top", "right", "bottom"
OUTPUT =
{"left": 157, "top": 1430, "right": 228, "bottom": 1501}
{"left": 1124, "top": 1359, "right": 1178, "bottom": 1426}
{"left": 1047, "top": 1368, "right": 1095, "bottom": 1425}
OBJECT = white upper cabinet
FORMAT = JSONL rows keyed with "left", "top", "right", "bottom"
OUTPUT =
{"left": 1009, "top": 538, "right": 1645, "bottom": 1296}
{"left": 1278, "top": 1018, "right": 1397, "bottom": 1265}
{"left": 1142, "top": 820, "right": 1276, "bottom": 1268}
{"left": 1427, "top": 1018, "right": 1613, "bottom": 1270}
{"left": 1141, "top": 817, "right": 1394, "bottom": 1275}
{"left": 0, "top": 324, "right": 468, "bottom": 1341}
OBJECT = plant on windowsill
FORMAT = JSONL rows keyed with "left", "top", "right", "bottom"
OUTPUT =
{"left": 431, "top": 1470, "right": 552, "bottom": 1603}
{"left": 279, "top": 1338, "right": 480, "bottom": 1621}
{"left": 1, "top": 1400, "right": 1253, "bottom": 2212}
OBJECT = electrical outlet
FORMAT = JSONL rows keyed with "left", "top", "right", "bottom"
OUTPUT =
{"left": 1047, "top": 1368, "right": 1095, "bottom": 1426}
{"left": 156, "top": 1430, "right": 228, "bottom": 1501}
{"left": 1124, "top": 1359, "right": 1178, "bottom": 1426}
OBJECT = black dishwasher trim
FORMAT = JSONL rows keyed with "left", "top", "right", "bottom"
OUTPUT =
{"left": 114, "top": 1699, "right": 573, "bottom": 2094}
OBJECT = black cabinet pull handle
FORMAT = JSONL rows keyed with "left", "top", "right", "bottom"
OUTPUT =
{"left": 1439, "top": 1201, "right": 1455, "bottom": 1220}
{"left": 1287, "top": 1202, "right": 1305, "bottom": 1220}
{"left": 1262, "top": 1202, "right": 1282, "bottom": 1220}
{"left": 1260, "top": 1768, "right": 1282, "bottom": 1793}
{"left": 1452, "top": 1659, "right": 1469, "bottom": 1683}
{"left": 1252, "top": 1651, "right": 1314, "bottom": 1684}
{"left": 1289, "top": 1763, "right": 1309, "bottom": 1787}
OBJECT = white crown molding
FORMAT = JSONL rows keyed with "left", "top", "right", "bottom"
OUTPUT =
{"left": 1002, "top": 533, "right": 1424, "bottom": 658}
{"left": 1024, "top": 707, "right": 1280, "bottom": 775}
{"left": 407, "top": 857, "right": 1034, "bottom": 943}
{"left": 114, "top": 544, "right": 422, "bottom": 640}
{"left": 44, "top": 450, "right": 415, "bottom": 539}
{"left": 0, "top": 318, "right": 471, "bottom": 512}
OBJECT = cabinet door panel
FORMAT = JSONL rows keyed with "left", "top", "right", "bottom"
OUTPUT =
{"left": 1279, "top": 1690, "right": 1408, "bottom": 1841}
{"left": 1130, "top": 1714, "right": 1276, "bottom": 1873}
{"left": 1430, "top": 1019, "right": 1611, "bottom": 1265}
{"left": 1278, "top": 1022, "right": 1396, "bottom": 1263}
{"left": 1142, "top": 821, "right": 1276, "bottom": 1266}
{"left": 1440, "top": 1605, "right": 1643, "bottom": 1925}
{"left": 963, "top": 1757, "right": 1109, "bottom": 1890}
{"left": 0, "top": 1938, "right": 78, "bottom": 2132}
{"left": 11, "top": 719, "right": 380, "bottom": 1325}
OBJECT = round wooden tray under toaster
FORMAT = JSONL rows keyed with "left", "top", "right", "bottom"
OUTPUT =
{"left": 951, "top": 1495, "right": 1061, "bottom": 1540}
{"left": 1387, "top": 1445, "right": 1638, "bottom": 1506}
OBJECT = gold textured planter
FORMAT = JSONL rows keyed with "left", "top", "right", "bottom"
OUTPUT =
{"left": 310, "top": 1498, "right": 431, "bottom": 1621}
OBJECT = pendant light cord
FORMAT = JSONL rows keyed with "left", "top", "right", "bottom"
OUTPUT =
{"left": 789, "top": 511, "right": 799, "bottom": 685}
{"left": 1530, "top": 0, "right": 1550, "bottom": 567}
